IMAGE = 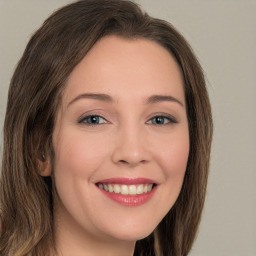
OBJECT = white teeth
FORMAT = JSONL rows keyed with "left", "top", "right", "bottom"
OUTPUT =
{"left": 128, "top": 185, "right": 137, "bottom": 195}
{"left": 98, "top": 183, "right": 155, "bottom": 195}
{"left": 121, "top": 185, "right": 129, "bottom": 195}
{"left": 136, "top": 184, "right": 144, "bottom": 195}
{"left": 113, "top": 184, "right": 120, "bottom": 193}
{"left": 147, "top": 184, "right": 153, "bottom": 192}
{"left": 108, "top": 184, "right": 114, "bottom": 193}
{"left": 103, "top": 184, "right": 108, "bottom": 192}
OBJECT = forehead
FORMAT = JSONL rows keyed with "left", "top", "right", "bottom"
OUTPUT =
{"left": 63, "top": 35, "right": 185, "bottom": 104}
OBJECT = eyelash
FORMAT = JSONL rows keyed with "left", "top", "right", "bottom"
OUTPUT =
{"left": 78, "top": 115, "right": 108, "bottom": 125}
{"left": 78, "top": 114, "right": 178, "bottom": 126}
{"left": 146, "top": 115, "right": 178, "bottom": 125}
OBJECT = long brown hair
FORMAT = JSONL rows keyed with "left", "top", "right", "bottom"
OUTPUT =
{"left": 0, "top": 0, "right": 213, "bottom": 255}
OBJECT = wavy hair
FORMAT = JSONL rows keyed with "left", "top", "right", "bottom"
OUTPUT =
{"left": 0, "top": 0, "right": 213, "bottom": 255}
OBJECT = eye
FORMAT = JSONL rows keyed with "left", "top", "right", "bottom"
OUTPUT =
{"left": 78, "top": 115, "right": 108, "bottom": 125}
{"left": 147, "top": 115, "right": 178, "bottom": 125}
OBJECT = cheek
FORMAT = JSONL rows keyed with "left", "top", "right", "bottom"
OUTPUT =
{"left": 52, "top": 128, "right": 112, "bottom": 226}
{"left": 154, "top": 131, "right": 190, "bottom": 178}
{"left": 53, "top": 128, "right": 109, "bottom": 179}
{"left": 152, "top": 130, "right": 190, "bottom": 214}
{"left": 151, "top": 127, "right": 190, "bottom": 207}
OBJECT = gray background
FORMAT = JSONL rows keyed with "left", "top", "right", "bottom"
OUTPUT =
{"left": 0, "top": 1, "right": 255, "bottom": 255}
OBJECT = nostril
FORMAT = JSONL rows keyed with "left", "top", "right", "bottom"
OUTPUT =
{"left": 117, "top": 159, "right": 147, "bottom": 167}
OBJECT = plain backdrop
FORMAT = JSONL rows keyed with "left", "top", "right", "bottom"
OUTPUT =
{"left": 0, "top": 1, "right": 255, "bottom": 255}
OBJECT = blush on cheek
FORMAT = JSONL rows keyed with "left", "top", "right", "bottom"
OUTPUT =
{"left": 158, "top": 141, "right": 189, "bottom": 177}
{"left": 55, "top": 144, "right": 105, "bottom": 182}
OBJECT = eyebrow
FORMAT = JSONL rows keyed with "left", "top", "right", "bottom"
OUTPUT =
{"left": 68, "top": 93, "right": 113, "bottom": 107}
{"left": 146, "top": 95, "right": 184, "bottom": 107}
{"left": 68, "top": 93, "right": 184, "bottom": 107}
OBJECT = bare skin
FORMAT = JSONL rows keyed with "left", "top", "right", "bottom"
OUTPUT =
{"left": 43, "top": 35, "right": 189, "bottom": 255}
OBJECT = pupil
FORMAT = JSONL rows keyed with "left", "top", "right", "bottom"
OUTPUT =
{"left": 90, "top": 116, "right": 99, "bottom": 123}
{"left": 156, "top": 117, "right": 164, "bottom": 124}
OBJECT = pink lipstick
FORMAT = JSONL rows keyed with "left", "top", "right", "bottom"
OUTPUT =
{"left": 96, "top": 177, "right": 157, "bottom": 206}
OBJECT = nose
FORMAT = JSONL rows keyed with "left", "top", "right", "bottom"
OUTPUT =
{"left": 111, "top": 125, "right": 150, "bottom": 167}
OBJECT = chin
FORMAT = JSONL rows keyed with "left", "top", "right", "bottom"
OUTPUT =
{"left": 97, "top": 216, "right": 159, "bottom": 242}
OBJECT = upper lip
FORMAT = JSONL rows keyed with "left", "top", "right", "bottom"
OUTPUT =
{"left": 96, "top": 177, "right": 158, "bottom": 185}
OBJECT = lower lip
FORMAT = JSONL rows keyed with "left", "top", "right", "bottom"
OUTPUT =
{"left": 98, "top": 186, "right": 157, "bottom": 206}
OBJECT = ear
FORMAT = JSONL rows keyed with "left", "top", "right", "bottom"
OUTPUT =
{"left": 38, "top": 159, "right": 52, "bottom": 177}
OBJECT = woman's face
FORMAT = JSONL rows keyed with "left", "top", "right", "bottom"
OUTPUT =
{"left": 51, "top": 35, "right": 189, "bottom": 243}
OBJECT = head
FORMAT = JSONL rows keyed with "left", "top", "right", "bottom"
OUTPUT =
{"left": 0, "top": 1, "right": 212, "bottom": 256}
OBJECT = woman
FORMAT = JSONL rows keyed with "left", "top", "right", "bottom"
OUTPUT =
{"left": 0, "top": 0, "right": 213, "bottom": 255}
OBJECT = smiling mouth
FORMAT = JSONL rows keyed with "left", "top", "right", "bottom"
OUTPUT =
{"left": 96, "top": 183, "right": 157, "bottom": 195}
